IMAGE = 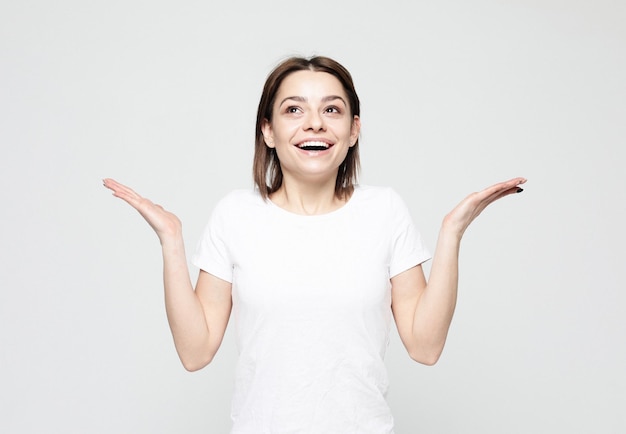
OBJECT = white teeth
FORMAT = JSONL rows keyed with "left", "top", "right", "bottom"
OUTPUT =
{"left": 297, "top": 141, "right": 330, "bottom": 149}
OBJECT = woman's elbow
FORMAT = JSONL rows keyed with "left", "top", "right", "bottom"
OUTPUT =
{"left": 180, "top": 353, "right": 214, "bottom": 372}
{"left": 408, "top": 348, "right": 443, "bottom": 366}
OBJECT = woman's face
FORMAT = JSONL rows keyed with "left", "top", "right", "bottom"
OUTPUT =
{"left": 262, "top": 70, "right": 360, "bottom": 185}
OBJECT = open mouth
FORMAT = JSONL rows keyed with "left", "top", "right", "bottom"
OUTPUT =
{"left": 296, "top": 141, "right": 332, "bottom": 151}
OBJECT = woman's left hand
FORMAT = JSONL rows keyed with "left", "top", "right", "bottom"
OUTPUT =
{"left": 443, "top": 177, "right": 526, "bottom": 238}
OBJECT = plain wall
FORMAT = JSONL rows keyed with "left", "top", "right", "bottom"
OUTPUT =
{"left": 1, "top": 0, "right": 624, "bottom": 432}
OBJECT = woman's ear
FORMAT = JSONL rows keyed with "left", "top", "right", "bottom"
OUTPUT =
{"left": 261, "top": 119, "right": 274, "bottom": 148}
{"left": 350, "top": 116, "right": 361, "bottom": 147}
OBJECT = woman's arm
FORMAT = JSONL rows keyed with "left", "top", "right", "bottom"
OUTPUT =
{"left": 391, "top": 177, "right": 526, "bottom": 365}
{"left": 103, "top": 178, "right": 232, "bottom": 371}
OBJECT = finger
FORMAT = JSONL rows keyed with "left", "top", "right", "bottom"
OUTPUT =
{"left": 488, "top": 186, "right": 521, "bottom": 203}
{"left": 103, "top": 178, "right": 138, "bottom": 193}
{"left": 103, "top": 178, "right": 127, "bottom": 195}
{"left": 103, "top": 178, "right": 145, "bottom": 208}
{"left": 480, "top": 177, "right": 526, "bottom": 196}
{"left": 103, "top": 178, "right": 126, "bottom": 189}
{"left": 465, "top": 181, "right": 525, "bottom": 216}
{"left": 106, "top": 180, "right": 139, "bottom": 197}
{"left": 473, "top": 178, "right": 526, "bottom": 205}
{"left": 478, "top": 184, "right": 525, "bottom": 211}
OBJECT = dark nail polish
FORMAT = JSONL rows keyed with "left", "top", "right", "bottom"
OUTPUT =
{"left": 516, "top": 187, "right": 524, "bottom": 193}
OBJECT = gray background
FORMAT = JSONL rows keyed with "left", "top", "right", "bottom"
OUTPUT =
{"left": 1, "top": 0, "right": 624, "bottom": 432}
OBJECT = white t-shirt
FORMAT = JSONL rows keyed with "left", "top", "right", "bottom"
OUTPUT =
{"left": 193, "top": 185, "right": 431, "bottom": 434}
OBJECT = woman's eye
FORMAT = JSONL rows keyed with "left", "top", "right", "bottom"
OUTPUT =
{"left": 325, "top": 106, "right": 341, "bottom": 114}
{"left": 286, "top": 106, "right": 301, "bottom": 114}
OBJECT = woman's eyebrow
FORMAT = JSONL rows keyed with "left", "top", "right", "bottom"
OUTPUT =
{"left": 321, "top": 95, "right": 347, "bottom": 105}
{"left": 278, "top": 96, "right": 306, "bottom": 107}
{"left": 278, "top": 95, "right": 347, "bottom": 107}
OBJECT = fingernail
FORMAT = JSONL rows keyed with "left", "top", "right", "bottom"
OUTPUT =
{"left": 516, "top": 187, "right": 524, "bottom": 193}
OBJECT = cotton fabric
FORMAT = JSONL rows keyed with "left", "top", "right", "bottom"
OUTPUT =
{"left": 193, "top": 185, "right": 430, "bottom": 433}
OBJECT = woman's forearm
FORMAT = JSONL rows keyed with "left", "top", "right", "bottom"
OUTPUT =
{"left": 412, "top": 224, "right": 461, "bottom": 364}
{"left": 161, "top": 237, "right": 212, "bottom": 371}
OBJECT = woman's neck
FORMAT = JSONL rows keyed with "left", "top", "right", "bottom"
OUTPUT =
{"left": 269, "top": 179, "right": 349, "bottom": 216}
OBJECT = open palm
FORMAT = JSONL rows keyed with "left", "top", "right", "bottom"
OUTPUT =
{"left": 444, "top": 177, "right": 526, "bottom": 237}
{"left": 103, "top": 178, "right": 182, "bottom": 242}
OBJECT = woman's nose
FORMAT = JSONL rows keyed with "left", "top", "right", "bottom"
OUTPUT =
{"left": 304, "top": 111, "right": 325, "bottom": 131}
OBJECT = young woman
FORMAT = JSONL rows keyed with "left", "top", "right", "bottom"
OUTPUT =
{"left": 104, "top": 56, "right": 525, "bottom": 433}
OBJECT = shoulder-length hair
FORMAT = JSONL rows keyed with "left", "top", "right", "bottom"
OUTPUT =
{"left": 253, "top": 56, "right": 361, "bottom": 200}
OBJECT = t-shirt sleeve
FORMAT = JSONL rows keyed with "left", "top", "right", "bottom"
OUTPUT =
{"left": 192, "top": 199, "right": 234, "bottom": 283}
{"left": 388, "top": 189, "right": 431, "bottom": 278}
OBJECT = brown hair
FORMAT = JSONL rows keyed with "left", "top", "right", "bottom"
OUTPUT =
{"left": 253, "top": 56, "right": 361, "bottom": 200}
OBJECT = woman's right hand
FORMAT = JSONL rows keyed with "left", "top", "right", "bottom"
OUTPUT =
{"left": 103, "top": 178, "right": 182, "bottom": 244}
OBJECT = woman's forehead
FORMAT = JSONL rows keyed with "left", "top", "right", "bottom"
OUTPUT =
{"left": 276, "top": 70, "right": 346, "bottom": 101}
